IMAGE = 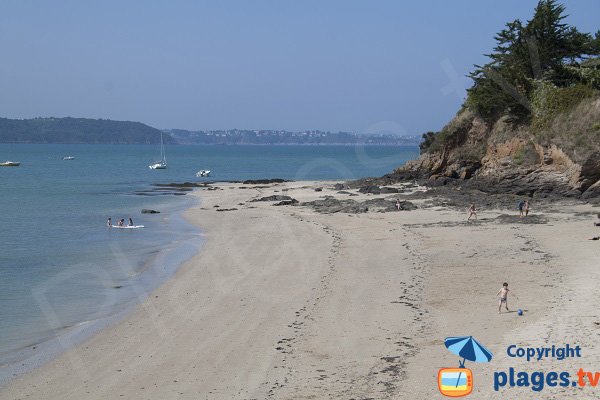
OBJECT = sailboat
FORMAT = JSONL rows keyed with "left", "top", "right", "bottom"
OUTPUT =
{"left": 149, "top": 133, "right": 167, "bottom": 170}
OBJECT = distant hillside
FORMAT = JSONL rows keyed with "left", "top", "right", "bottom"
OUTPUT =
{"left": 166, "top": 129, "right": 420, "bottom": 146}
{"left": 0, "top": 117, "right": 174, "bottom": 144}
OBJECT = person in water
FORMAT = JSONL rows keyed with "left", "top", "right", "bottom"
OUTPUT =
{"left": 118, "top": 218, "right": 125, "bottom": 227}
{"left": 129, "top": 218, "right": 134, "bottom": 227}
{"left": 107, "top": 217, "right": 112, "bottom": 227}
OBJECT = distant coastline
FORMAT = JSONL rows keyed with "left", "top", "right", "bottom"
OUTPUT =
{"left": 166, "top": 128, "right": 421, "bottom": 146}
{"left": 0, "top": 117, "right": 420, "bottom": 145}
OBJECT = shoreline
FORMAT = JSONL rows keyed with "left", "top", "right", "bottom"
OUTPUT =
{"left": 1, "top": 180, "right": 599, "bottom": 399}
{"left": 0, "top": 196, "right": 203, "bottom": 387}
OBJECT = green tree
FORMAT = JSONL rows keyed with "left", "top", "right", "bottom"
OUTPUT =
{"left": 465, "top": 0, "right": 599, "bottom": 119}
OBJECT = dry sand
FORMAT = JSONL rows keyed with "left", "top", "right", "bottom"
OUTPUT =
{"left": 2, "top": 181, "right": 599, "bottom": 399}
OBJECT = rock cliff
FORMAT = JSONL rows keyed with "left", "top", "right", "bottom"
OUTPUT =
{"left": 399, "top": 96, "right": 600, "bottom": 201}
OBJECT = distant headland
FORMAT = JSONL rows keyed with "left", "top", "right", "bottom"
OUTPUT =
{"left": 0, "top": 117, "right": 420, "bottom": 145}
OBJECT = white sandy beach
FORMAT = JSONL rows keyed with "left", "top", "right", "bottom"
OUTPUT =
{"left": 2, "top": 181, "right": 600, "bottom": 399}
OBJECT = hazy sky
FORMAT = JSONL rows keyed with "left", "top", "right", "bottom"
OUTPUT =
{"left": 0, "top": 1, "right": 598, "bottom": 134}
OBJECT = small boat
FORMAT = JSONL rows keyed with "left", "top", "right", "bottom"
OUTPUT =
{"left": 111, "top": 225, "right": 145, "bottom": 229}
{"left": 196, "top": 169, "right": 211, "bottom": 177}
{"left": 62, "top": 156, "right": 75, "bottom": 160}
{"left": 149, "top": 133, "right": 167, "bottom": 170}
{"left": 149, "top": 161, "right": 167, "bottom": 170}
{"left": 0, "top": 161, "right": 20, "bottom": 167}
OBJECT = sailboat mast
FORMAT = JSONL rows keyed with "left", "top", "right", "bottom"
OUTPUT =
{"left": 161, "top": 132, "right": 166, "bottom": 162}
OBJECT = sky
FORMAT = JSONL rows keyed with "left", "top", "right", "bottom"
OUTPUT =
{"left": 0, "top": 1, "right": 598, "bottom": 135}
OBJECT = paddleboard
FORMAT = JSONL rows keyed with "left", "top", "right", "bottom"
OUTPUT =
{"left": 110, "top": 225, "right": 145, "bottom": 229}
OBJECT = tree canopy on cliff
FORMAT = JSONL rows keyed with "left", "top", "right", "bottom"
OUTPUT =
{"left": 465, "top": 0, "right": 600, "bottom": 119}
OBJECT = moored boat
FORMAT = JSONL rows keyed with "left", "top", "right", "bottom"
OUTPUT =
{"left": 149, "top": 133, "right": 167, "bottom": 170}
{"left": 0, "top": 161, "right": 20, "bottom": 167}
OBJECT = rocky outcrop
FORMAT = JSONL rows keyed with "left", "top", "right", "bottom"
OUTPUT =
{"left": 251, "top": 195, "right": 295, "bottom": 202}
{"left": 273, "top": 199, "right": 299, "bottom": 206}
{"left": 399, "top": 98, "right": 600, "bottom": 201}
{"left": 301, "top": 196, "right": 416, "bottom": 214}
{"left": 242, "top": 179, "right": 288, "bottom": 185}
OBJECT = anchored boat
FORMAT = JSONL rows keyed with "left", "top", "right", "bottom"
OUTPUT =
{"left": 0, "top": 161, "right": 20, "bottom": 167}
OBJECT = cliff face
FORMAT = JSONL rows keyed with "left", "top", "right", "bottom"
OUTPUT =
{"left": 402, "top": 97, "right": 600, "bottom": 200}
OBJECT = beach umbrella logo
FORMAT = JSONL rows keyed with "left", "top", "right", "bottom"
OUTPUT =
{"left": 438, "top": 336, "right": 493, "bottom": 397}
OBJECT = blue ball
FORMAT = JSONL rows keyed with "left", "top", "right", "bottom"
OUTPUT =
{"left": 517, "top": 309, "right": 523, "bottom": 316}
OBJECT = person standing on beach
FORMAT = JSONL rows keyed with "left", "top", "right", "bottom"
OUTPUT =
{"left": 497, "top": 282, "right": 512, "bottom": 314}
{"left": 467, "top": 203, "right": 477, "bottom": 220}
{"left": 524, "top": 200, "right": 530, "bottom": 217}
{"left": 518, "top": 199, "right": 525, "bottom": 218}
{"left": 395, "top": 199, "right": 401, "bottom": 211}
{"left": 594, "top": 214, "right": 600, "bottom": 227}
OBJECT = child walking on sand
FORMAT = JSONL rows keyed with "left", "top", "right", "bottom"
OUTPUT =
{"left": 497, "top": 282, "right": 513, "bottom": 314}
{"left": 467, "top": 203, "right": 477, "bottom": 220}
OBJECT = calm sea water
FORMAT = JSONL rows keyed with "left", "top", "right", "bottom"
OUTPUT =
{"left": 0, "top": 143, "right": 418, "bottom": 381}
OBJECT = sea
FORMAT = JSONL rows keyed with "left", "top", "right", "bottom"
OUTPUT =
{"left": 0, "top": 143, "right": 418, "bottom": 383}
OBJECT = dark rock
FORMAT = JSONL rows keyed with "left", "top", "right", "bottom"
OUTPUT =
{"left": 242, "top": 179, "right": 288, "bottom": 185}
{"left": 251, "top": 195, "right": 294, "bottom": 202}
{"left": 333, "top": 183, "right": 347, "bottom": 190}
{"left": 395, "top": 200, "right": 417, "bottom": 211}
{"left": 337, "top": 191, "right": 353, "bottom": 195}
{"left": 380, "top": 187, "right": 400, "bottom": 194}
{"left": 347, "top": 169, "right": 425, "bottom": 189}
{"left": 301, "top": 198, "right": 369, "bottom": 214}
{"left": 495, "top": 214, "right": 548, "bottom": 224}
{"left": 363, "top": 198, "right": 417, "bottom": 212}
{"left": 582, "top": 180, "right": 600, "bottom": 202}
{"left": 301, "top": 196, "right": 415, "bottom": 214}
{"left": 358, "top": 185, "right": 381, "bottom": 194}
{"left": 273, "top": 199, "right": 299, "bottom": 206}
{"left": 216, "top": 208, "right": 238, "bottom": 212}
{"left": 428, "top": 176, "right": 458, "bottom": 187}
{"left": 314, "top": 187, "right": 323, "bottom": 192}
{"left": 444, "top": 170, "right": 459, "bottom": 179}
{"left": 141, "top": 209, "right": 160, "bottom": 214}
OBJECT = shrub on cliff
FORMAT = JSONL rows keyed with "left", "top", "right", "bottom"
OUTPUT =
{"left": 531, "top": 81, "right": 599, "bottom": 133}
